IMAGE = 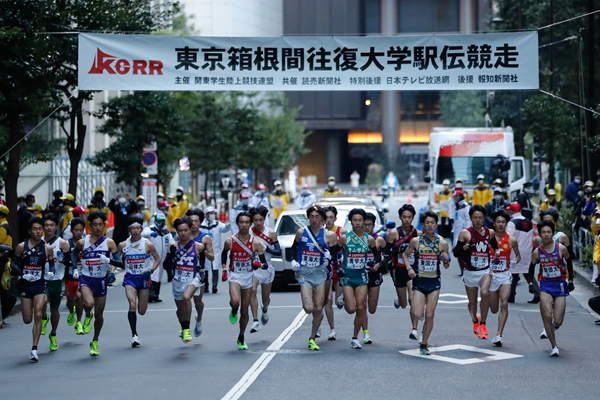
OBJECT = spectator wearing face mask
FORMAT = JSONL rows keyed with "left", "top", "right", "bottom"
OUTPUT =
{"left": 200, "top": 206, "right": 231, "bottom": 293}
{"left": 322, "top": 176, "right": 342, "bottom": 197}
{"left": 484, "top": 188, "right": 511, "bottom": 227}
{"left": 175, "top": 186, "right": 189, "bottom": 218}
{"left": 108, "top": 194, "right": 137, "bottom": 245}
{"left": 229, "top": 192, "right": 250, "bottom": 235}
{"left": 134, "top": 196, "right": 152, "bottom": 227}
{"left": 565, "top": 175, "right": 582, "bottom": 203}
{"left": 539, "top": 189, "right": 559, "bottom": 218}
{"left": 142, "top": 212, "right": 172, "bottom": 303}
{"left": 472, "top": 174, "right": 492, "bottom": 206}
{"left": 517, "top": 182, "right": 534, "bottom": 220}
{"left": 87, "top": 188, "right": 110, "bottom": 234}
{"left": 437, "top": 179, "right": 453, "bottom": 238}
{"left": 269, "top": 180, "right": 290, "bottom": 220}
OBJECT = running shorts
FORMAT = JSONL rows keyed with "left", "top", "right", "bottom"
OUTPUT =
{"left": 18, "top": 279, "right": 46, "bottom": 299}
{"left": 462, "top": 268, "right": 490, "bottom": 288}
{"left": 65, "top": 280, "right": 79, "bottom": 299}
{"left": 295, "top": 267, "right": 327, "bottom": 289}
{"left": 229, "top": 271, "right": 254, "bottom": 290}
{"left": 412, "top": 277, "right": 441, "bottom": 295}
{"left": 391, "top": 266, "right": 412, "bottom": 288}
{"left": 367, "top": 270, "right": 383, "bottom": 288}
{"left": 489, "top": 271, "right": 512, "bottom": 292}
{"left": 79, "top": 275, "right": 107, "bottom": 298}
{"left": 340, "top": 268, "right": 368, "bottom": 289}
{"left": 123, "top": 273, "right": 150, "bottom": 291}
{"left": 172, "top": 276, "right": 201, "bottom": 301}
{"left": 540, "top": 280, "right": 569, "bottom": 298}
{"left": 254, "top": 265, "right": 275, "bottom": 285}
{"left": 325, "top": 263, "right": 333, "bottom": 281}
{"left": 45, "top": 280, "right": 63, "bottom": 309}
{"left": 194, "top": 272, "right": 207, "bottom": 296}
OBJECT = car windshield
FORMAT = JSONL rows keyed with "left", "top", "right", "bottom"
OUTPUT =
{"left": 276, "top": 214, "right": 309, "bottom": 236}
{"left": 436, "top": 156, "right": 499, "bottom": 185}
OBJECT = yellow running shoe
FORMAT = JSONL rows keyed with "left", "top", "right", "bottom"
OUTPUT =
{"left": 75, "top": 322, "right": 84, "bottom": 335}
{"left": 41, "top": 316, "right": 48, "bottom": 335}
{"left": 83, "top": 312, "right": 93, "bottom": 334}
{"left": 308, "top": 338, "right": 320, "bottom": 351}
{"left": 67, "top": 306, "right": 76, "bottom": 326}
{"left": 89, "top": 340, "right": 99, "bottom": 356}
{"left": 49, "top": 335, "right": 59, "bottom": 351}
{"left": 181, "top": 329, "right": 192, "bottom": 343}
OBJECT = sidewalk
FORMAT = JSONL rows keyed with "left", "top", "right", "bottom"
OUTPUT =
{"left": 573, "top": 261, "right": 599, "bottom": 296}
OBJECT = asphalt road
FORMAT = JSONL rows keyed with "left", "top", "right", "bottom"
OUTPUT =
{"left": 2, "top": 194, "right": 599, "bottom": 400}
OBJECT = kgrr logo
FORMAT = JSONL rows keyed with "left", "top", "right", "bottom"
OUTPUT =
{"left": 88, "top": 48, "right": 163, "bottom": 75}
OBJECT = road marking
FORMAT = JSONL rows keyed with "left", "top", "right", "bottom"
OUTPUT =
{"left": 438, "top": 293, "right": 480, "bottom": 304}
{"left": 221, "top": 310, "right": 308, "bottom": 400}
{"left": 399, "top": 344, "right": 523, "bottom": 365}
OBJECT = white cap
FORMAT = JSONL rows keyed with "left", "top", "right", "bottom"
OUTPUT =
{"left": 442, "top": 179, "right": 450, "bottom": 185}
{"left": 155, "top": 212, "right": 166, "bottom": 221}
{"left": 494, "top": 187, "right": 504, "bottom": 193}
{"left": 274, "top": 180, "right": 282, "bottom": 186}
{"left": 204, "top": 206, "right": 216, "bottom": 214}
{"left": 477, "top": 174, "right": 485, "bottom": 180}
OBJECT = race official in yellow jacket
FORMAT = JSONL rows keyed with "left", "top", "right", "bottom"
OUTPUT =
{"left": 87, "top": 188, "right": 110, "bottom": 234}
{"left": 322, "top": 176, "right": 343, "bottom": 197}
{"left": 176, "top": 186, "right": 189, "bottom": 218}
{"left": 472, "top": 174, "right": 492, "bottom": 206}
{"left": 437, "top": 179, "right": 452, "bottom": 237}
{"left": 269, "top": 180, "right": 290, "bottom": 220}
{"left": 0, "top": 205, "right": 12, "bottom": 248}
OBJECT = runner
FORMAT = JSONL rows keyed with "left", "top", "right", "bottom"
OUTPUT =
{"left": 383, "top": 204, "right": 422, "bottom": 340}
{"left": 338, "top": 208, "right": 381, "bottom": 349}
{"left": 76, "top": 211, "right": 121, "bottom": 356}
{"left": 290, "top": 206, "right": 338, "bottom": 350}
{"left": 40, "top": 213, "right": 72, "bottom": 352}
{"left": 323, "top": 206, "right": 346, "bottom": 341}
{"left": 529, "top": 220, "right": 575, "bottom": 356}
{"left": 403, "top": 211, "right": 450, "bottom": 355}
{"left": 163, "top": 216, "right": 206, "bottom": 344}
{"left": 221, "top": 211, "right": 269, "bottom": 350}
{"left": 187, "top": 208, "right": 214, "bottom": 337}
{"left": 489, "top": 210, "right": 521, "bottom": 347}
{"left": 249, "top": 206, "right": 280, "bottom": 333}
{"left": 66, "top": 218, "right": 85, "bottom": 335}
{"left": 361, "top": 212, "right": 386, "bottom": 344}
{"left": 11, "top": 217, "right": 55, "bottom": 362}
{"left": 453, "top": 204, "right": 494, "bottom": 339}
{"left": 142, "top": 212, "right": 171, "bottom": 303}
{"left": 118, "top": 216, "right": 161, "bottom": 347}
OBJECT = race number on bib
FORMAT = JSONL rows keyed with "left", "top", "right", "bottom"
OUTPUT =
{"left": 542, "top": 266, "right": 561, "bottom": 279}
{"left": 301, "top": 250, "right": 321, "bottom": 268}
{"left": 234, "top": 261, "right": 252, "bottom": 273}
{"left": 347, "top": 252, "right": 366, "bottom": 270}
{"left": 418, "top": 254, "right": 437, "bottom": 272}
{"left": 471, "top": 252, "right": 489, "bottom": 269}
{"left": 492, "top": 259, "right": 507, "bottom": 272}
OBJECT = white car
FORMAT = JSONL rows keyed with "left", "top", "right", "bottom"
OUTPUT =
{"left": 271, "top": 205, "right": 383, "bottom": 286}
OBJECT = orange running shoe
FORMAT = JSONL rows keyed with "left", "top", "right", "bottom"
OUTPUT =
{"left": 473, "top": 314, "right": 481, "bottom": 337}
{"left": 478, "top": 323, "right": 488, "bottom": 339}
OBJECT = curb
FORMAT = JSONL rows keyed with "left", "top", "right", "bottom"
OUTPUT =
{"left": 573, "top": 261, "right": 599, "bottom": 296}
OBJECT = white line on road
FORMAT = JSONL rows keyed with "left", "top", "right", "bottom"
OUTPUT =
{"left": 221, "top": 310, "right": 308, "bottom": 400}
{"left": 399, "top": 344, "right": 523, "bottom": 365}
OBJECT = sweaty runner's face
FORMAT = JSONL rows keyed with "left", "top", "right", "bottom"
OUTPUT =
{"left": 363, "top": 219, "right": 374, "bottom": 235}
{"left": 72, "top": 224, "right": 84, "bottom": 241}
{"left": 400, "top": 210, "right": 414, "bottom": 228}
{"left": 325, "top": 211, "right": 336, "bottom": 229}
{"left": 90, "top": 218, "right": 106, "bottom": 236}
{"left": 252, "top": 215, "right": 265, "bottom": 230}
{"left": 308, "top": 211, "right": 323, "bottom": 228}
{"left": 177, "top": 223, "right": 191, "bottom": 241}
{"left": 539, "top": 226, "right": 554, "bottom": 243}
{"left": 237, "top": 216, "right": 251, "bottom": 234}
{"left": 422, "top": 217, "right": 437, "bottom": 235}
{"left": 189, "top": 215, "right": 200, "bottom": 233}
{"left": 350, "top": 214, "right": 364, "bottom": 232}
{"left": 494, "top": 216, "right": 507, "bottom": 233}
{"left": 43, "top": 220, "right": 57, "bottom": 239}
{"left": 471, "top": 211, "right": 485, "bottom": 228}
{"left": 29, "top": 223, "right": 43, "bottom": 241}
{"left": 129, "top": 225, "right": 142, "bottom": 240}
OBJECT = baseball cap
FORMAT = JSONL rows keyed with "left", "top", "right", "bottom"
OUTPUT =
{"left": 0, "top": 205, "right": 8, "bottom": 215}
{"left": 158, "top": 201, "right": 171, "bottom": 208}
{"left": 494, "top": 187, "right": 504, "bottom": 194}
{"left": 477, "top": 174, "right": 485, "bottom": 180}
{"left": 241, "top": 183, "right": 249, "bottom": 189}
{"left": 72, "top": 206, "right": 89, "bottom": 214}
{"left": 302, "top": 183, "right": 309, "bottom": 189}
{"left": 257, "top": 183, "right": 266, "bottom": 190}
{"left": 547, "top": 189, "right": 556, "bottom": 196}
{"left": 274, "top": 180, "right": 282, "bottom": 186}
{"left": 584, "top": 180, "right": 594, "bottom": 187}
{"left": 155, "top": 212, "right": 166, "bottom": 221}
{"left": 157, "top": 192, "right": 164, "bottom": 198}
{"left": 453, "top": 190, "right": 464, "bottom": 197}
{"left": 493, "top": 178, "right": 503, "bottom": 185}
{"left": 506, "top": 203, "right": 521, "bottom": 212}
{"left": 204, "top": 206, "right": 216, "bottom": 214}
{"left": 61, "top": 193, "right": 75, "bottom": 201}
{"left": 442, "top": 179, "right": 450, "bottom": 185}
{"left": 240, "top": 192, "right": 250, "bottom": 199}
{"left": 455, "top": 182, "right": 463, "bottom": 189}
{"left": 328, "top": 176, "right": 335, "bottom": 182}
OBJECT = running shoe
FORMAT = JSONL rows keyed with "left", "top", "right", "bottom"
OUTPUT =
{"left": 181, "top": 329, "right": 192, "bottom": 343}
{"left": 363, "top": 330, "right": 372, "bottom": 344}
{"left": 250, "top": 321, "right": 261, "bottom": 333}
{"left": 336, "top": 294, "right": 344, "bottom": 309}
{"left": 30, "top": 349, "right": 39, "bottom": 362}
{"left": 479, "top": 323, "right": 488, "bottom": 339}
{"left": 261, "top": 307, "right": 269, "bottom": 325}
{"left": 89, "top": 341, "right": 99, "bottom": 356}
{"left": 492, "top": 335, "right": 502, "bottom": 347}
{"left": 409, "top": 329, "right": 419, "bottom": 341}
{"left": 308, "top": 338, "right": 320, "bottom": 351}
{"left": 131, "top": 335, "right": 141, "bottom": 348}
{"left": 550, "top": 346, "right": 559, "bottom": 357}
{"left": 473, "top": 314, "right": 481, "bottom": 338}
{"left": 237, "top": 339, "right": 248, "bottom": 350}
{"left": 394, "top": 298, "right": 400, "bottom": 309}
{"left": 229, "top": 310, "right": 238, "bottom": 324}
{"left": 540, "top": 329, "right": 548, "bottom": 339}
{"left": 419, "top": 344, "right": 431, "bottom": 356}
{"left": 83, "top": 312, "right": 93, "bottom": 334}
{"left": 315, "top": 328, "right": 321, "bottom": 338}
{"left": 194, "top": 318, "right": 203, "bottom": 337}
{"left": 328, "top": 329, "right": 337, "bottom": 340}
{"left": 351, "top": 338, "right": 362, "bottom": 349}
{"left": 41, "top": 316, "right": 48, "bottom": 335}
{"left": 75, "top": 321, "right": 84, "bottom": 335}
{"left": 553, "top": 324, "right": 560, "bottom": 331}
{"left": 49, "top": 335, "right": 59, "bottom": 351}
{"left": 67, "top": 306, "right": 76, "bottom": 326}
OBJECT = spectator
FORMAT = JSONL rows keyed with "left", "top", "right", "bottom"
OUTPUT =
{"left": 296, "top": 184, "right": 317, "bottom": 210}
{"left": 385, "top": 171, "right": 399, "bottom": 192}
{"left": 47, "top": 190, "right": 64, "bottom": 216}
{"left": 60, "top": 193, "right": 76, "bottom": 235}
{"left": 0, "top": 243, "right": 16, "bottom": 328}
{"left": 539, "top": 188, "right": 559, "bottom": 217}
{"left": 142, "top": 212, "right": 171, "bottom": 303}
{"left": 565, "top": 175, "right": 581, "bottom": 203}
{"left": 350, "top": 170, "right": 360, "bottom": 189}
{"left": 133, "top": 196, "right": 151, "bottom": 227}
{"left": 17, "top": 194, "right": 35, "bottom": 242}
{"left": 472, "top": 174, "right": 493, "bottom": 206}
{"left": 484, "top": 188, "right": 511, "bottom": 227}
{"left": 175, "top": 186, "right": 189, "bottom": 217}
{"left": 0, "top": 205, "right": 11, "bottom": 248}
{"left": 517, "top": 182, "right": 534, "bottom": 221}
{"left": 506, "top": 203, "right": 538, "bottom": 303}
{"left": 87, "top": 188, "right": 110, "bottom": 234}
{"left": 62, "top": 206, "right": 88, "bottom": 240}
{"left": 108, "top": 194, "right": 137, "bottom": 245}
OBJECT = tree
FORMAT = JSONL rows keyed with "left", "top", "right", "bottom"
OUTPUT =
{"left": 91, "top": 92, "right": 185, "bottom": 189}
{"left": 439, "top": 91, "right": 487, "bottom": 127}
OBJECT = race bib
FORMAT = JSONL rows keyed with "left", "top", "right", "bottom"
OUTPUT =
{"left": 233, "top": 260, "right": 252, "bottom": 273}
{"left": 125, "top": 254, "right": 146, "bottom": 275}
{"left": 418, "top": 254, "right": 437, "bottom": 272}
{"left": 471, "top": 252, "right": 489, "bottom": 270}
{"left": 23, "top": 265, "right": 43, "bottom": 282}
{"left": 347, "top": 252, "right": 366, "bottom": 270}
{"left": 542, "top": 266, "right": 561, "bottom": 279}
{"left": 397, "top": 252, "right": 415, "bottom": 267}
{"left": 301, "top": 250, "right": 321, "bottom": 268}
{"left": 492, "top": 259, "right": 507, "bottom": 272}
{"left": 174, "top": 264, "right": 195, "bottom": 282}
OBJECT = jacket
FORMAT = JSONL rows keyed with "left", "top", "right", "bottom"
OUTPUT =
{"left": 472, "top": 185, "right": 492, "bottom": 206}
{"left": 506, "top": 213, "right": 534, "bottom": 274}
{"left": 437, "top": 189, "right": 452, "bottom": 218}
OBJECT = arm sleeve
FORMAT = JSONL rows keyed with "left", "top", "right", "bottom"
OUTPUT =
{"left": 199, "top": 251, "right": 206, "bottom": 272}
{"left": 453, "top": 240, "right": 467, "bottom": 258}
{"left": 528, "top": 262, "right": 536, "bottom": 277}
{"left": 369, "top": 247, "right": 381, "bottom": 264}
{"left": 109, "top": 252, "right": 123, "bottom": 268}
{"left": 221, "top": 248, "right": 229, "bottom": 267}
{"left": 62, "top": 251, "right": 72, "bottom": 268}
{"left": 10, "top": 258, "right": 23, "bottom": 276}
{"left": 47, "top": 257, "right": 55, "bottom": 274}
{"left": 290, "top": 240, "right": 299, "bottom": 261}
{"left": 266, "top": 241, "right": 282, "bottom": 256}
{"left": 163, "top": 252, "right": 175, "bottom": 271}
{"left": 566, "top": 257, "right": 574, "bottom": 280}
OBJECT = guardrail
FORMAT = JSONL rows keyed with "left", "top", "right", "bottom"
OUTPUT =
{"left": 571, "top": 223, "right": 594, "bottom": 260}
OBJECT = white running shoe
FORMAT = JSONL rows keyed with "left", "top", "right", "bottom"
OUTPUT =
{"left": 550, "top": 346, "right": 559, "bottom": 357}
{"left": 30, "top": 349, "right": 39, "bottom": 362}
{"left": 394, "top": 298, "right": 400, "bottom": 309}
{"left": 492, "top": 335, "right": 502, "bottom": 347}
{"left": 194, "top": 318, "right": 203, "bottom": 337}
{"left": 328, "top": 329, "right": 337, "bottom": 340}
{"left": 409, "top": 329, "right": 419, "bottom": 341}
{"left": 250, "top": 321, "right": 261, "bottom": 333}
{"left": 363, "top": 333, "right": 372, "bottom": 344}
{"left": 131, "top": 334, "right": 141, "bottom": 347}
{"left": 261, "top": 307, "right": 269, "bottom": 325}
{"left": 336, "top": 295, "right": 344, "bottom": 309}
{"left": 351, "top": 338, "right": 362, "bottom": 349}
{"left": 315, "top": 328, "right": 321, "bottom": 338}
{"left": 419, "top": 315, "right": 425, "bottom": 322}
{"left": 540, "top": 329, "right": 548, "bottom": 339}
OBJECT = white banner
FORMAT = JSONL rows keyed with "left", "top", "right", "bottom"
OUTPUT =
{"left": 78, "top": 32, "right": 538, "bottom": 91}
{"left": 142, "top": 179, "right": 157, "bottom": 214}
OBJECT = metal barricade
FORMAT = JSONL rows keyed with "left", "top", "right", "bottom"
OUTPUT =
{"left": 571, "top": 223, "right": 593, "bottom": 260}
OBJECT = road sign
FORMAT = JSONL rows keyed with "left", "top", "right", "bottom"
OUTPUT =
{"left": 142, "top": 151, "right": 158, "bottom": 175}
{"left": 143, "top": 141, "right": 157, "bottom": 152}
{"left": 142, "top": 179, "right": 158, "bottom": 214}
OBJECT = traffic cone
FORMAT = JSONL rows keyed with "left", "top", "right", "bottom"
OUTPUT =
{"left": 218, "top": 202, "right": 228, "bottom": 222}
{"left": 407, "top": 190, "right": 413, "bottom": 204}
